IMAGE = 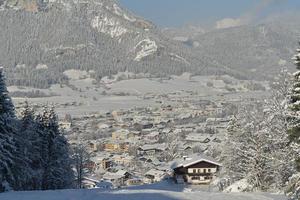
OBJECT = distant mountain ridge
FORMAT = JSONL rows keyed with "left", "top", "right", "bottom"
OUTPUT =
{"left": 0, "top": 0, "right": 227, "bottom": 88}
{"left": 0, "top": 0, "right": 296, "bottom": 88}
{"left": 164, "top": 15, "right": 300, "bottom": 80}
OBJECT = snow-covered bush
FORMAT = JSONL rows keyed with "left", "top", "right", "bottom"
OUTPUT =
{"left": 286, "top": 173, "right": 300, "bottom": 200}
{"left": 224, "top": 178, "right": 254, "bottom": 193}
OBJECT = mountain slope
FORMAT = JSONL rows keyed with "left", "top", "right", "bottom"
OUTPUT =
{"left": 0, "top": 0, "right": 226, "bottom": 88}
{"left": 165, "top": 15, "right": 300, "bottom": 80}
{"left": 2, "top": 0, "right": 291, "bottom": 88}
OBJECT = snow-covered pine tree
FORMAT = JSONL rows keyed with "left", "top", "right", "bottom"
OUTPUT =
{"left": 222, "top": 103, "right": 275, "bottom": 191}
{"left": 238, "top": 104, "right": 272, "bottom": 191}
{"left": 0, "top": 118, "right": 16, "bottom": 192}
{"left": 286, "top": 173, "right": 300, "bottom": 200}
{"left": 34, "top": 111, "right": 50, "bottom": 190}
{"left": 286, "top": 42, "right": 300, "bottom": 200}
{"left": 289, "top": 44, "right": 300, "bottom": 144}
{"left": 221, "top": 115, "right": 243, "bottom": 184}
{"left": 0, "top": 71, "right": 37, "bottom": 191}
{"left": 0, "top": 68, "right": 17, "bottom": 192}
{"left": 19, "top": 101, "right": 44, "bottom": 190}
{"left": 10, "top": 102, "right": 33, "bottom": 191}
{"left": 266, "top": 69, "right": 299, "bottom": 191}
{"left": 41, "top": 106, "right": 73, "bottom": 190}
{"left": 0, "top": 68, "right": 14, "bottom": 117}
{"left": 292, "top": 43, "right": 300, "bottom": 68}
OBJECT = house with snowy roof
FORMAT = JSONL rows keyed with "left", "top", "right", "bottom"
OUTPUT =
{"left": 103, "top": 170, "right": 132, "bottom": 186}
{"left": 113, "top": 154, "right": 134, "bottom": 166}
{"left": 144, "top": 131, "right": 160, "bottom": 143}
{"left": 137, "top": 143, "right": 168, "bottom": 156}
{"left": 185, "top": 133, "right": 211, "bottom": 144}
{"left": 171, "top": 155, "right": 221, "bottom": 185}
{"left": 144, "top": 169, "right": 169, "bottom": 184}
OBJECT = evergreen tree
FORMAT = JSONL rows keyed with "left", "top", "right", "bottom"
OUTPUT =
{"left": 19, "top": 101, "right": 44, "bottom": 190}
{"left": 0, "top": 68, "right": 14, "bottom": 117}
{"left": 286, "top": 43, "right": 300, "bottom": 200}
{"left": 286, "top": 173, "right": 300, "bottom": 200}
{"left": 0, "top": 118, "right": 16, "bottom": 192}
{"left": 221, "top": 116, "right": 243, "bottom": 183}
{"left": 267, "top": 69, "right": 298, "bottom": 191}
{"left": 0, "top": 68, "right": 17, "bottom": 191}
{"left": 35, "top": 112, "right": 50, "bottom": 190}
{"left": 221, "top": 104, "right": 270, "bottom": 190}
{"left": 238, "top": 104, "right": 271, "bottom": 191}
{"left": 221, "top": 101, "right": 295, "bottom": 192}
{"left": 290, "top": 45, "right": 300, "bottom": 144}
{"left": 41, "top": 106, "right": 73, "bottom": 190}
{"left": 0, "top": 69, "right": 74, "bottom": 192}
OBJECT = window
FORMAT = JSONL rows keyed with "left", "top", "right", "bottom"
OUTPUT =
{"left": 208, "top": 169, "right": 211, "bottom": 173}
{"left": 198, "top": 169, "right": 201, "bottom": 173}
{"left": 193, "top": 169, "right": 196, "bottom": 173}
{"left": 203, "top": 169, "right": 206, "bottom": 173}
{"left": 191, "top": 176, "right": 200, "bottom": 180}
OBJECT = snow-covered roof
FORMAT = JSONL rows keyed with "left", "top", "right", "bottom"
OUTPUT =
{"left": 139, "top": 143, "right": 167, "bottom": 151}
{"left": 113, "top": 154, "right": 134, "bottom": 160}
{"left": 114, "top": 129, "right": 130, "bottom": 135}
{"left": 103, "top": 172, "right": 125, "bottom": 180}
{"left": 90, "top": 156, "right": 110, "bottom": 163}
{"left": 144, "top": 157, "right": 162, "bottom": 166}
{"left": 83, "top": 177, "right": 100, "bottom": 183}
{"left": 98, "top": 123, "right": 110, "bottom": 129}
{"left": 115, "top": 170, "right": 130, "bottom": 176}
{"left": 171, "top": 154, "right": 222, "bottom": 169}
{"left": 185, "top": 133, "right": 211, "bottom": 142}
{"left": 146, "top": 131, "right": 160, "bottom": 137}
{"left": 176, "top": 113, "right": 192, "bottom": 119}
{"left": 145, "top": 169, "right": 166, "bottom": 177}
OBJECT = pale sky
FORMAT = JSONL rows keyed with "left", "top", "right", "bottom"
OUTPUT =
{"left": 119, "top": 0, "right": 300, "bottom": 27}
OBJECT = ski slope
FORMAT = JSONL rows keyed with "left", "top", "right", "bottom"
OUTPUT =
{"left": 0, "top": 188, "right": 287, "bottom": 200}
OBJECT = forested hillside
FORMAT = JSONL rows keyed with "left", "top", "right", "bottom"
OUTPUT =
{"left": 0, "top": 0, "right": 230, "bottom": 89}
{"left": 165, "top": 15, "right": 300, "bottom": 80}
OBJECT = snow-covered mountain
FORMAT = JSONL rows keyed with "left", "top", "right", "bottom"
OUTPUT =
{"left": 1, "top": 0, "right": 295, "bottom": 88}
{"left": 0, "top": 0, "right": 227, "bottom": 88}
{"left": 165, "top": 15, "right": 300, "bottom": 80}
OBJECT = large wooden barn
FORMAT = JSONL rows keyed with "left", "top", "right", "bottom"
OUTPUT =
{"left": 172, "top": 155, "right": 222, "bottom": 185}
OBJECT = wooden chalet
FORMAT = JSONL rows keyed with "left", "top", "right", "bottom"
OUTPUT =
{"left": 172, "top": 155, "right": 221, "bottom": 185}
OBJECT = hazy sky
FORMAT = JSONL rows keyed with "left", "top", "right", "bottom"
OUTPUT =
{"left": 119, "top": 0, "right": 300, "bottom": 27}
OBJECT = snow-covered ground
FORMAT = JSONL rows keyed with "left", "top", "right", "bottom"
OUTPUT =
{"left": 8, "top": 72, "right": 269, "bottom": 118}
{"left": 0, "top": 188, "right": 287, "bottom": 200}
{"left": 0, "top": 181, "right": 287, "bottom": 200}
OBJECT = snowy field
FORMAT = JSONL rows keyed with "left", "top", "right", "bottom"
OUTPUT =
{"left": 0, "top": 188, "right": 287, "bottom": 200}
{"left": 0, "top": 181, "right": 286, "bottom": 200}
{"left": 8, "top": 71, "right": 269, "bottom": 117}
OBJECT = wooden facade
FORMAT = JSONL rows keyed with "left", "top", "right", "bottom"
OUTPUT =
{"left": 173, "top": 159, "right": 221, "bottom": 185}
{"left": 104, "top": 143, "right": 129, "bottom": 153}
